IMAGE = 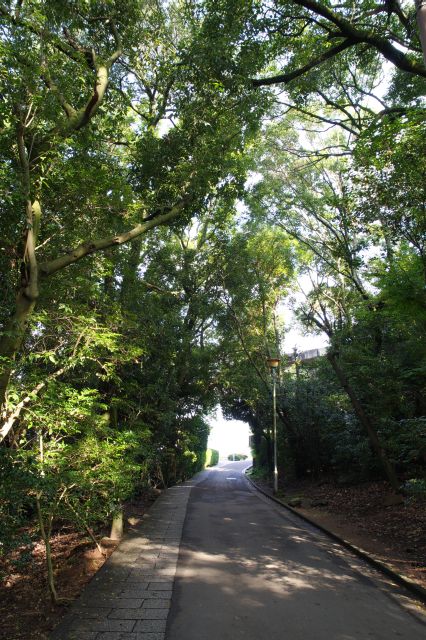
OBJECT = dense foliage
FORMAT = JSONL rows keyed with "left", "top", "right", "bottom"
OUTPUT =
{"left": 1, "top": 0, "right": 425, "bottom": 600}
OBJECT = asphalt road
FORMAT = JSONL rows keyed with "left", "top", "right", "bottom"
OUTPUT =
{"left": 167, "top": 460, "right": 425, "bottom": 640}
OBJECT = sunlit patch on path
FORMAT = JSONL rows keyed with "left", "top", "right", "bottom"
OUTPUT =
{"left": 50, "top": 480, "right": 199, "bottom": 640}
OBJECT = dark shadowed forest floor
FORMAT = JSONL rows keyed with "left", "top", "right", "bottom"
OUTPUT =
{"left": 0, "top": 491, "right": 158, "bottom": 640}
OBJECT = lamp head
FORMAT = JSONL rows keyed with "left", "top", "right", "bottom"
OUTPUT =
{"left": 266, "top": 357, "right": 280, "bottom": 369}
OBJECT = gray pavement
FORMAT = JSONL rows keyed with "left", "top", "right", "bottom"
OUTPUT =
{"left": 51, "top": 461, "right": 426, "bottom": 640}
{"left": 50, "top": 480, "right": 196, "bottom": 640}
{"left": 167, "top": 461, "right": 426, "bottom": 640}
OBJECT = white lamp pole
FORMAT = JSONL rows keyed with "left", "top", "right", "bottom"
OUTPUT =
{"left": 267, "top": 357, "right": 280, "bottom": 494}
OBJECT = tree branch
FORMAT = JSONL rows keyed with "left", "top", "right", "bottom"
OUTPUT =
{"left": 253, "top": 0, "right": 426, "bottom": 88}
{"left": 290, "top": 0, "right": 426, "bottom": 77}
{"left": 39, "top": 199, "right": 189, "bottom": 278}
{"left": 0, "top": 366, "right": 66, "bottom": 443}
{"left": 252, "top": 39, "right": 355, "bottom": 87}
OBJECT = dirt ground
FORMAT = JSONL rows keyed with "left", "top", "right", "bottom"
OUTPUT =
{"left": 254, "top": 475, "right": 426, "bottom": 591}
{"left": 0, "top": 492, "right": 157, "bottom": 640}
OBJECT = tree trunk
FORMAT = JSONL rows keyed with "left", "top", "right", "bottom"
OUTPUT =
{"left": 416, "top": 0, "right": 426, "bottom": 67}
{"left": 0, "top": 290, "right": 37, "bottom": 411}
{"left": 35, "top": 496, "right": 58, "bottom": 604}
{"left": 0, "top": 201, "right": 187, "bottom": 419}
{"left": 110, "top": 508, "right": 124, "bottom": 540}
{"left": 120, "top": 239, "right": 142, "bottom": 309}
{"left": 327, "top": 352, "right": 400, "bottom": 492}
{"left": 249, "top": 415, "right": 263, "bottom": 466}
{"left": 1, "top": 127, "right": 41, "bottom": 412}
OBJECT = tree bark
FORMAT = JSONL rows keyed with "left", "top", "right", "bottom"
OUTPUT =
{"left": 35, "top": 496, "right": 58, "bottom": 603}
{"left": 0, "top": 200, "right": 40, "bottom": 411}
{"left": 0, "top": 18, "right": 123, "bottom": 414}
{"left": 110, "top": 508, "right": 124, "bottom": 540}
{"left": 416, "top": 0, "right": 426, "bottom": 67}
{"left": 327, "top": 352, "right": 400, "bottom": 493}
{"left": 0, "top": 293, "right": 37, "bottom": 411}
{"left": 1, "top": 122, "right": 40, "bottom": 412}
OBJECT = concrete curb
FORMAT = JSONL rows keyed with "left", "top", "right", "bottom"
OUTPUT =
{"left": 244, "top": 468, "right": 426, "bottom": 606}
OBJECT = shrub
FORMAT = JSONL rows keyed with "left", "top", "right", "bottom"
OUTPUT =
{"left": 205, "top": 448, "right": 219, "bottom": 467}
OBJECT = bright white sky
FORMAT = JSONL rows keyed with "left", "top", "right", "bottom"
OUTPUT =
{"left": 284, "top": 319, "right": 328, "bottom": 353}
{"left": 207, "top": 406, "right": 252, "bottom": 459}
{"left": 281, "top": 273, "right": 329, "bottom": 354}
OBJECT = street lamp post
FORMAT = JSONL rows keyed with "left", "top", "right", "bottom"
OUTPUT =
{"left": 267, "top": 357, "right": 280, "bottom": 494}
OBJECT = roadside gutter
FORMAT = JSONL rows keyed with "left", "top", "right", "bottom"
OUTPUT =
{"left": 244, "top": 467, "right": 426, "bottom": 606}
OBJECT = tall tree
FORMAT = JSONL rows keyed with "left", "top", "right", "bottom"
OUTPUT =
{"left": 0, "top": 0, "right": 269, "bottom": 422}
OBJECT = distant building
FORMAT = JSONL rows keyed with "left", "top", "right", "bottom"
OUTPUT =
{"left": 285, "top": 347, "right": 327, "bottom": 365}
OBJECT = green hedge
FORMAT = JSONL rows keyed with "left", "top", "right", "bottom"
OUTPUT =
{"left": 228, "top": 453, "right": 248, "bottom": 461}
{"left": 205, "top": 448, "right": 219, "bottom": 467}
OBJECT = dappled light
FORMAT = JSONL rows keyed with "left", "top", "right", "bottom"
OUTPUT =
{"left": 168, "top": 464, "right": 425, "bottom": 640}
{"left": 1, "top": 2, "right": 425, "bottom": 638}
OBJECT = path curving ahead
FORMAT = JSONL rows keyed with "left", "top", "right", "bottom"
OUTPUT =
{"left": 167, "top": 460, "right": 425, "bottom": 640}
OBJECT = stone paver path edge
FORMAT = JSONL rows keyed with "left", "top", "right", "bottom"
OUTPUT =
{"left": 50, "top": 471, "right": 206, "bottom": 640}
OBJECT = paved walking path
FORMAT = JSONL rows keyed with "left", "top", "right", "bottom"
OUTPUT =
{"left": 51, "top": 461, "right": 426, "bottom": 640}
{"left": 50, "top": 480, "right": 196, "bottom": 640}
{"left": 167, "top": 461, "right": 425, "bottom": 640}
